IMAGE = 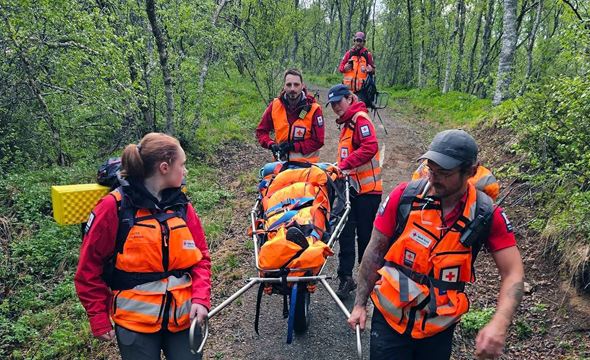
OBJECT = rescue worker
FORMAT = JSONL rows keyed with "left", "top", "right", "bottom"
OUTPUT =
{"left": 347, "top": 129, "right": 525, "bottom": 360}
{"left": 413, "top": 160, "right": 500, "bottom": 201}
{"left": 256, "top": 68, "right": 324, "bottom": 163}
{"left": 338, "top": 31, "right": 376, "bottom": 106}
{"left": 326, "top": 83, "right": 382, "bottom": 299}
{"left": 75, "top": 133, "right": 211, "bottom": 360}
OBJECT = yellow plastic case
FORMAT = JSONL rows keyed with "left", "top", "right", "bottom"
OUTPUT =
{"left": 51, "top": 184, "right": 110, "bottom": 225}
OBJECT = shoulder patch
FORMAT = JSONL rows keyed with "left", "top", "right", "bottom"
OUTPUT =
{"left": 378, "top": 195, "right": 390, "bottom": 216}
{"left": 340, "top": 147, "right": 349, "bottom": 160}
{"left": 360, "top": 124, "right": 371, "bottom": 138}
{"left": 317, "top": 115, "right": 324, "bottom": 127}
{"left": 500, "top": 210, "right": 513, "bottom": 233}
{"left": 85, "top": 212, "right": 96, "bottom": 234}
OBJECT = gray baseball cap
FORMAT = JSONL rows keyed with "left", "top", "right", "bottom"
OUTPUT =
{"left": 418, "top": 129, "right": 478, "bottom": 169}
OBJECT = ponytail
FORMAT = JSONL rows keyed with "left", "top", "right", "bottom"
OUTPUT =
{"left": 120, "top": 133, "right": 181, "bottom": 179}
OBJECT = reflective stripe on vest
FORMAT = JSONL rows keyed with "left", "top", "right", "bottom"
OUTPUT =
{"left": 271, "top": 99, "right": 320, "bottom": 163}
{"left": 371, "top": 182, "right": 479, "bottom": 338}
{"left": 337, "top": 111, "right": 382, "bottom": 194}
{"left": 343, "top": 54, "right": 368, "bottom": 92}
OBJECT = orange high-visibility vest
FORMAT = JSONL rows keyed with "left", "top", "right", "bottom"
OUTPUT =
{"left": 109, "top": 190, "right": 203, "bottom": 334}
{"left": 271, "top": 99, "right": 320, "bottom": 163}
{"left": 343, "top": 52, "right": 369, "bottom": 92}
{"left": 371, "top": 181, "right": 491, "bottom": 339}
{"left": 412, "top": 161, "right": 500, "bottom": 201}
{"left": 337, "top": 111, "right": 382, "bottom": 194}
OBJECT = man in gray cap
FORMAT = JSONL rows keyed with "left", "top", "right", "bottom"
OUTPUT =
{"left": 347, "top": 129, "right": 525, "bottom": 360}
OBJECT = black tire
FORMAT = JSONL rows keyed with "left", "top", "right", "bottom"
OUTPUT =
{"left": 293, "top": 285, "right": 311, "bottom": 334}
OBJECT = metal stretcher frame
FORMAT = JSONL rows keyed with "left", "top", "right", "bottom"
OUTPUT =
{"left": 189, "top": 175, "right": 363, "bottom": 359}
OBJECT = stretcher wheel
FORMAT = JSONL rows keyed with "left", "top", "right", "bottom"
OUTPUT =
{"left": 293, "top": 286, "right": 310, "bottom": 334}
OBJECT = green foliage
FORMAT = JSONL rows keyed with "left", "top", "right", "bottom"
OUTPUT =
{"left": 385, "top": 87, "right": 492, "bottom": 126}
{"left": 460, "top": 307, "right": 494, "bottom": 336}
{"left": 514, "top": 320, "right": 533, "bottom": 340}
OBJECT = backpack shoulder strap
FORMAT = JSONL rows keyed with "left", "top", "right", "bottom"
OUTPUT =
{"left": 111, "top": 187, "right": 136, "bottom": 254}
{"left": 470, "top": 190, "right": 494, "bottom": 257}
{"left": 391, "top": 179, "right": 428, "bottom": 244}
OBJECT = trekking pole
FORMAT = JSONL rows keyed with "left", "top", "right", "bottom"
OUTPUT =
{"left": 373, "top": 108, "right": 388, "bottom": 135}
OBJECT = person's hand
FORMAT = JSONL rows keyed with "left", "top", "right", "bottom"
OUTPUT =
{"left": 96, "top": 329, "right": 115, "bottom": 341}
{"left": 475, "top": 318, "right": 508, "bottom": 359}
{"left": 347, "top": 305, "right": 367, "bottom": 331}
{"left": 366, "top": 65, "right": 374, "bottom": 73}
{"left": 279, "top": 142, "right": 294, "bottom": 154}
{"left": 338, "top": 166, "right": 351, "bottom": 176}
{"left": 344, "top": 63, "right": 353, "bottom": 72}
{"left": 190, "top": 303, "right": 208, "bottom": 325}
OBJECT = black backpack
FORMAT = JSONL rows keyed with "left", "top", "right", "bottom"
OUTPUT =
{"left": 97, "top": 157, "right": 122, "bottom": 190}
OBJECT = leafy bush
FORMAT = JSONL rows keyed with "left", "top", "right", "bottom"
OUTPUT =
{"left": 460, "top": 307, "right": 494, "bottom": 336}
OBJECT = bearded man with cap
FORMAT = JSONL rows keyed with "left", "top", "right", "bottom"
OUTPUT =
{"left": 347, "top": 129, "right": 525, "bottom": 360}
{"left": 339, "top": 31, "right": 375, "bottom": 96}
{"left": 326, "top": 83, "right": 382, "bottom": 299}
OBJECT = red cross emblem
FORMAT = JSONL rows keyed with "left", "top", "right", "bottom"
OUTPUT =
{"left": 441, "top": 267, "right": 459, "bottom": 282}
{"left": 293, "top": 126, "right": 306, "bottom": 139}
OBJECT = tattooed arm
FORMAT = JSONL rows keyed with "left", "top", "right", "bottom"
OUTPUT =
{"left": 347, "top": 228, "right": 390, "bottom": 330}
{"left": 475, "top": 246, "right": 525, "bottom": 359}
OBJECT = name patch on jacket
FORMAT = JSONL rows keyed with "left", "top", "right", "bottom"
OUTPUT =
{"left": 293, "top": 126, "right": 306, "bottom": 140}
{"left": 500, "top": 210, "right": 513, "bottom": 233}
{"left": 84, "top": 212, "right": 96, "bottom": 234}
{"left": 409, "top": 229, "right": 432, "bottom": 248}
{"left": 360, "top": 124, "right": 371, "bottom": 138}
{"left": 183, "top": 240, "right": 197, "bottom": 249}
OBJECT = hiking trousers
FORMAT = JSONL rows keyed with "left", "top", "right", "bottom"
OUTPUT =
{"left": 369, "top": 309, "right": 456, "bottom": 360}
{"left": 115, "top": 325, "right": 202, "bottom": 360}
{"left": 337, "top": 193, "right": 382, "bottom": 277}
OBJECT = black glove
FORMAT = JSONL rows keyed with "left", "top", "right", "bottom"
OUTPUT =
{"left": 279, "top": 142, "right": 294, "bottom": 154}
{"left": 270, "top": 143, "right": 280, "bottom": 155}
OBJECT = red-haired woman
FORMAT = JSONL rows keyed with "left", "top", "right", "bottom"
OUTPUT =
{"left": 75, "top": 133, "right": 211, "bottom": 359}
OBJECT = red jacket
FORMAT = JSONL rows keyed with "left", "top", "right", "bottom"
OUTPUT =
{"left": 337, "top": 101, "right": 379, "bottom": 171}
{"left": 74, "top": 193, "right": 211, "bottom": 337}
{"left": 256, "top": 92, "right": 324, "bottom": 155}
{"left": 338, "top": 47, "right": 375, "bottom": 73}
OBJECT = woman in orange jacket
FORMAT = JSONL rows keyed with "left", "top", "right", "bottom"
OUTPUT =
{"left": 75, "top": 133, "right": 211, "bottom": 360}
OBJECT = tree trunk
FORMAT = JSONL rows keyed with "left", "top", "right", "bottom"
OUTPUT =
{"left": 145, "top": 0, "right": 175, "bottom": 134}
{"left": 519, "top": 0, "right": 543, "bottom": 95}
{"left": 493, "top": 0, "right": 518, "bottom": 105}
{"left": 466, "top": 1, "right": 484, "bottom": 94}
{"left": 453, "top": 0, "right": 466, "bottom": 91}
{"left": 292, "top": 0, "right": 300, "bottom": 62}
{"left": 443, "top": 1, "right": 461, "bottom": 93}
{"left": 417, "top": 0, "right": 427, "bottom": 87}
{"left": 477, "top": 0, "right": 495, "bottom": 98}
{"left": 406, "top": 0, "right": 415, "bottom": 85}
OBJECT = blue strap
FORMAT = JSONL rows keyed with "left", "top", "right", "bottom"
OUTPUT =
{"left": 267, "top": 210, "right": 298, "bottom": 231}
{"left": 286, "top": 283, "right": 298, "bottom": 344}
{"left": 265, "top": 197, "right": 315, "bottom": 218}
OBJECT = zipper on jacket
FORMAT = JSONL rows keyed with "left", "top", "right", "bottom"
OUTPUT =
{"left": 161, "top": 221, "right": 170, "bottom": 272}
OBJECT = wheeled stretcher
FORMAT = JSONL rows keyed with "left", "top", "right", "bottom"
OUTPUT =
{"left": 190, "top": 161, "right": 362, "bottom": 358}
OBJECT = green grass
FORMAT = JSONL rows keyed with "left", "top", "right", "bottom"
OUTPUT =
{"left": 382, "top": 87, "right": 492, "bottom": 127}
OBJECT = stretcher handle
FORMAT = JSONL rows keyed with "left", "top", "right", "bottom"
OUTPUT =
{"left": 319, "top": 277, "right": 363, "bottom": 359}
{"left": 189, "top": 316, "right": 208, "bottom": 355}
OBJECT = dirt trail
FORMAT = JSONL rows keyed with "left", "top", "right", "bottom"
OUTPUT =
{"left": 203, "top": 88, "right": 427, "bottom": 360}
{"left": 203, "top": 88, "right": 590, "bottom": 359}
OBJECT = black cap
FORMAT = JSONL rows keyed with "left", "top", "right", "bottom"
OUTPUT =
{"left": 326, "top": 84, "right": 351, "bottom": 106}
{"left": 419, "top": 129, "right": 478, "bottom": 169}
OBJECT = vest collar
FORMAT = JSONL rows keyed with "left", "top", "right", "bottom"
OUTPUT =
{"left": 123, "top": 177, "right": 189, "bottom": 210}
